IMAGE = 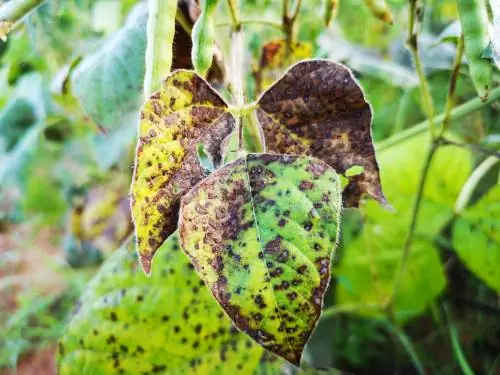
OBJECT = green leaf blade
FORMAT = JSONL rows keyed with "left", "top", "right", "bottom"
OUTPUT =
{"left": 452, "top": 185, "right": 500, "bottom": 291}
{"left": 179, "top": 153, "right": 342, "bottom": 365}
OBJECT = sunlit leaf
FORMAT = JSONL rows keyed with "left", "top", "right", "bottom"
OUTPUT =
{"left": 257, "top": 60, "right": 387, "bottom": 208}
{"left": 131, "top": 70, "right": 235, "bottom": 274}
{"left": 71, "top": 3, "right": 147, "bottom": 128}
{"left": 179, "top": 153, "right": 342, "bottom": 365}
{"left": 452, "top": 185, "right": 500, "bottom": 291}
{"left": 57, "top": 234, "right": 264, "bottom": 374}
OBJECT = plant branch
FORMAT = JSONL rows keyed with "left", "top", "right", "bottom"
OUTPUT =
{"left": 231, "top": 30, "right": 245, "bottom": 149}
{"left": 385, "top": 321, "right": 426, "bottom": 375}
{"left": 438, "top": 34, "right": 465, "bottom": 137}
{"left": 385, "top": 139, "right": 439, "bottom": 310}
{"left": 282, "top": 0, "right": 303, "bottom": 56}
{"left": 377, "top": 86, "right": 500, "bottom": 151}
{"left": 439, "top": 138, "right": 500, "bottom": 159}
{"left": 320, "top": 303, "right": 382, "bottom": 319}
{"left": 406, "top": 0, "right": 436, "bottom": 137}
{"left": 226, "top": 0, "right": 240, "bottom": 30}
{"left": 0, "top": 0, "right": 46, "bottom": 40}
{"left": 215, "top": 19, "right": 282, "bottom": 30}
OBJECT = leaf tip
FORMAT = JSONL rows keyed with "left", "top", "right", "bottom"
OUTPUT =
{"left": 139, "top": 252, "right": 152, "bottom": 276}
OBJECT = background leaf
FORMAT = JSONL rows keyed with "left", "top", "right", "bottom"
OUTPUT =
{"left": 58, "top": 234, "right": 265, "bottom": 374}
{"left": 336, "top": 134, "right": 472, "bottom": 320}
{"left": 71, "top": 3, "right": 147, "bottom": 129}
{"left": 452, "top": 185, "right": 500, "bottom": 291}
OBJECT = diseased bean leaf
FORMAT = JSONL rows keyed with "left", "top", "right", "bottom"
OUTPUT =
{"left": 452, "top": 185, "right": 500, "bottom": 291}
{"left": 57, "top": 234, "right": 265, "bottom": 374}
{"left": 179, "top": 153, "right": 342, "bottom": 365}
{"left": 131, "top": 70, "right": 235, "bottom": 274}
{"left": 256, "top": 60, "right": 387, "bottom": 208}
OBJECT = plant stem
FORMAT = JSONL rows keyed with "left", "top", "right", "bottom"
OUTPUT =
{"left": 386, "top": 140, "right": 439, "bottom": 309}
{"left": 226, "top": 0, "right": 240, "bottom": 30}
{"left": 231, "top": 30, "right": 245, "bottom": 149}
{"left": 377, "top": 85, "right": 500, "bottom": 152}
{"left": 406, "top": 0, "right": 436, "bottom": 137}
{"left": 0, "top": 0, "right": 46, "bottom": 39}
{"left": 439, "top": 138, "right": 500, "bottom": 159}
{"left": 144, "top": 0, "right": 178, "bottom": 96}
{"left": 385, "top": 321, "right": 426, "bottom": 375}
{"left": 215, "top": 19, "right": 282, "bottom": 30}
{"left": 282, "top": 0, "right": 303, "bottom": 56}
{"left": 455, "top": 156, "right": 499, "bottom": 213}
{"left": 320, "top": 303, "right": 382, "bottom": 319}
{"left": 438, "top": 34, "right": 465, "bottom": 137}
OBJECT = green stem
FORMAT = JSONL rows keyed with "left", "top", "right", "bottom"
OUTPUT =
{"left": 215, "top": 19, "right": 282, "bottom": 30}
{"left": 231, "top": 30, "right": 245, "bottom": 149}
{"left": 439, "top": 138, "right": 500, "bottom": 159}
{"left": 385, "top": 322, "right": 426, "bottom": 375}
{"left": 144, "top": 0, "right": 178, "bottom": 96}
{"left": 455, "top": 156, "right": 500, "bottom": 214}
{"left": 386, "top": 140, "right": 438, "bottom": 309}
{"left": 226, "top": 0, "right": 240, "bottom": 30}
{"left": 320, "top": 303, "right": 381, "bottom": 319}
{"left": 406, "top": 0, "right": 436, "bottom": 137}
{"left": 377, "top": 86, "right": 500, "bottom": 151}
{"left": 0, "top": 0, "right": 46, "bottom": 39}
{"left": 438, "top": 34, "right": 465, "bottom": 137}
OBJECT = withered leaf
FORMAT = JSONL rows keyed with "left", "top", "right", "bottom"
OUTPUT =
{"left": 131, "top": 70, "right": 235, "bottom": 274}
{"left": 256, "top": 60, "right": 388, "bottom": 207}
{"left": 254, "top": 39, "right": 312, "bottom": 94}
{"left": 179, "top": 153, "right": 342, "bottom": 365}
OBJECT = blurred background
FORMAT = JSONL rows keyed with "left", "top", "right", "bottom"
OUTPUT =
{"left": 0, "top": 0, "right": 499, "bottom": 374}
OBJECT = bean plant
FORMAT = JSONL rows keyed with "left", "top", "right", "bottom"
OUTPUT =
{"left": 0, "top": 0, "right": 498, "bottom": 374}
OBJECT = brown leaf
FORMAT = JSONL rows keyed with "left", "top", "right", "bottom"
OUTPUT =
{"left": 131, "top": 70, "right": 235, "bottom": 274}
{"left": 256, "top": 59, "right": 388, "bottom": 207}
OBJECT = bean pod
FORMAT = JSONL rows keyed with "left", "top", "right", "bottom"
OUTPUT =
{"left": 191, "top": 0, "right": 220, "bottom": 76}
{"left": 457, "top": 0, "right": 493, "bottom": 101}
{"left": 144, "top": 0, "right": 178, "bottom": 96}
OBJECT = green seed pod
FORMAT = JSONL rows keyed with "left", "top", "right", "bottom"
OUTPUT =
{"left": 144, "top": 0, "right": 178, "bottom": 96}
{"left": 363, "top": 0, "right": 394, "bottom": 25}
{"left": 324, "top": 0, "right": 339, "bottom": 26}
{"left": 457, "top": 0, "right": 493, "bottom": 102}
{"left": 191, "top": 0, "right": 220, "bottom": 76}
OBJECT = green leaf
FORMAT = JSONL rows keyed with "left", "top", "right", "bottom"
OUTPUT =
{"left": 131, "top": 70, "right": 235, "bottom": 274}
{"left": 58, "top": 234, "right": 265, "bottom": 374}
{"left": 452, "top": 185, "right": 500, "bottom": 291}
{"left": 179, "top": 153, "right": 342, "bottom": 365}
{"left": 256, "top": 60, "right": 387, "bottom": 208}
{"left": 336, "top": 135, "right": 471, "bottom": 320}
{"left": 71, "top": 3, "right": 147, "bottom": 128}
